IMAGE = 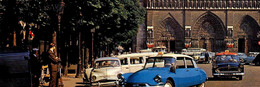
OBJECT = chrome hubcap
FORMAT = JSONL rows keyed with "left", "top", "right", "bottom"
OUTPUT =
{"left": 164, "top": 82, "right": 172, "bottom": 87}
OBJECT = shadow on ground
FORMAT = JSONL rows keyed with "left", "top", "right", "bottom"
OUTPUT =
{"left": 207, "top": 77, "right": 241, "bottom": 81}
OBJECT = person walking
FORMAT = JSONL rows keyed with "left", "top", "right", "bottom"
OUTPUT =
{"left": 48, "top": 43, "right": 59, "bottom": 87}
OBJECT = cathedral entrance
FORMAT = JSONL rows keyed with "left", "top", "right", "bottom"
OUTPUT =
{"left": 238, "top": 38, "right": 245, "bottom": 52}
{"left": 239, "top": 15, "right": 260, "bottom": 52}
{"left": 192, "top": 12, "right": 226, "bottom": 52}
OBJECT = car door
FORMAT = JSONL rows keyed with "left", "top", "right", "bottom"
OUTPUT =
{"left": 120, "top": 57, "right": 130, "bottom": 73}
{"left": 129, "top": 57, "right": 146, "bottom": 72}
{"left": 175, "top": 57, "right": 199, "bottom": 87}
{"left": 185, "top": 57, "right": 201, "bottom": 86}
{"left": 175, "top": 57, "right": 192, "bottom": 87}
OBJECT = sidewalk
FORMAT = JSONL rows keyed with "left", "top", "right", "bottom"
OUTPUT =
{"left": 43, "top": 74, "right": 116, "bottom": 87}
{"left": 62, "top": 74, "right": 86, "bottom": 87}
{"left": 42, "top": 74, "right": 87, "bottom": 87}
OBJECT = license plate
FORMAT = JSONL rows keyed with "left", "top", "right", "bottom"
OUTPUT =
{"left": 224, "top": 73, "right": 233, "bottom": 75}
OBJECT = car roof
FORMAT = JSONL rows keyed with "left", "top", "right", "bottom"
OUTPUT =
{"left": 116, "top": 53, "right": 158, "bottom": 59}
{"left": 152, "top": 53, "right": 193, "bottom": 59}
{"left": 216, "top": 52, "right": 237, "bottom": 56}
{"left": 94, "top": 57, "right": 120, "bottom": 62}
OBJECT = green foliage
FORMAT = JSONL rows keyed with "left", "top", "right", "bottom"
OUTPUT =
{"left": 84, "top": 0, "right": 146, "bottom": 51}
{"left": 0, "top": 0, "right": 146, "bottom": 55}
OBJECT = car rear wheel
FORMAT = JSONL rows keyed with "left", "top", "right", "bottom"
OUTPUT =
{"left": 256, "top": 61, "right": 260, "bottom": 66}
{"left": 196, "top": 82, "right": 205, "bottom": 87}
{"left": 164, "top": 80, "right": 174, "bottom": 87}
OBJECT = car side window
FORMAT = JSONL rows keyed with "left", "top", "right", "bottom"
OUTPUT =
{"left": 176, "top": 57, "right": 185, "bottom": 68}
{"left": 185, "top": 58, "right": 194, "bottom": 68}
{"left": 130, "top": 57, "right": 144, "bottom": 64}
{"left": 120, "top": 58, "right": 128, "bottom": 65}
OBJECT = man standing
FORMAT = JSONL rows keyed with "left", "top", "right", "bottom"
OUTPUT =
{"left": 48, "top": 43, "right": 59, "bottom": 87}
{"left": 29, "top": 48, "right": 41, "bottom": 87}
{"left": 205, "top": 52, "right": 209, "bottom": 63}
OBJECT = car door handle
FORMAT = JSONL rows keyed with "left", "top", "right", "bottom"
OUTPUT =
{"left": 196, "top": 69, "right": 199, "bottom": 71}
{"left": 126, "top": 67, "right": 129, "bottom": 69}
{"left": 186, "top": 70, "right": 189, "bottom": 72}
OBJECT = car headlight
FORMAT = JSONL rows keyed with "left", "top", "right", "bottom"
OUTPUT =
{"left": 154, "top": 75, "right": 161, "bottom": 83}
{"left": 215, "top": 69, "right": 220, "bottom": 73}
{"left": 117, "top": 73, "right": 124, "bottom": 82}
{"left": 229, "top": 58, "right": 233, "bottom": 62}
{"left": 91, "top": 76, "right": 96, "bottom": 81}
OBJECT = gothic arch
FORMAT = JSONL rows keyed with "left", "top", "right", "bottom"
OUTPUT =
{"left": 157, "top": 13, "right": 184, "bottom": 52}
{"left": 238, "top": 15, "right": 260, "bottom": 52}
{"left": 191, "top": 12, "right": 226, "bottom": 52}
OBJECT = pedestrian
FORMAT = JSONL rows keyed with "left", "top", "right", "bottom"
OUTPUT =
{"left": 29, "top": 48, "right": 41, "bottom": 87}
{"left": 48, "top": 43, "right": 60, "bottom": 87}
{"left": 205, "top": 52, "right": 209, "bottom": 63}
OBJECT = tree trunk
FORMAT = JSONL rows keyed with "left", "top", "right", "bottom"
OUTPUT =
{"left": 85, "top": 48, "right": 89, "bottom": 68}
{"left": 75, "top": 32, "right": 82, "bottom": 78}
{"left": 13, "top": 31, "right": 16, "bottom": 47}
{"left": 63, "top": 48, "right": 69, "bottom": 76}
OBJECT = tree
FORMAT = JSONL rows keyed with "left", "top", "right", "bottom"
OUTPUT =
{"left": 84, "top": 0, "right": 146, "bottom": 57}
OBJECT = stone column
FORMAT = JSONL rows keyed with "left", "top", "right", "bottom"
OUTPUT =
{"left": 206, "top": 38, "right": 211, "bottom": 52}
{"left": 245, "top": 38, "right": 248, "bottom": 53}
{"left": 168, "top": 40, "right": 170, "bottom": 52}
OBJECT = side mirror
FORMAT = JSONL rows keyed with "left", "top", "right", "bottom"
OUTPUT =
{"left": 170, "top": 63, "right": 176, "bottom": 73}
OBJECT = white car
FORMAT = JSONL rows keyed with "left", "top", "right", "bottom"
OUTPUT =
{"left": 83, "top": 57, "right": 121, "bottom": 86}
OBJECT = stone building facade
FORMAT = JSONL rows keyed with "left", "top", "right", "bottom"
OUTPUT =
{"left": 137, "top": 0, "right": 260, "bottom": 53}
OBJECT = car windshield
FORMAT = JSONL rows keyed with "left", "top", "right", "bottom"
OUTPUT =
{"left": 144, "top": 57, "right": 176, "bottom": 68}
{"left": 94, "top": 60, "right": 120, "bottom": 68}
{"left": 249, "top": 52, "right": 259, "bottom": 57}
{"left": 201, "top": 53, "right": 205, "bottom": 56}
{"left": 238, "top": 53, "right": 246, "bottom": 56}
{"left": 216, "top": 55, "right": 240, "bottom": 63}
{"left": 194, "top": 53, "right": 200, "bottom": 56}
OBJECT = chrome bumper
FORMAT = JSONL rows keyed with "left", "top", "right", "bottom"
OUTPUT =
{"left": 83, "top": 77, "right": 119, "bottom": 86}
{"left": 123, "top": 83, "right": 164, "bottom": 87}
{"left": 213, "top": 72, "right": 244, "bottom": 76}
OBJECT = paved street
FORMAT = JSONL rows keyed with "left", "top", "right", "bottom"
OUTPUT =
{"left": 198, "top": 63, "right": 260, "bottom": 87}
{"left": 64, "top": 64, "right": 260, "bottom": 87}
{"left": 1, "top": 52, "right": 260, "bottom": 87}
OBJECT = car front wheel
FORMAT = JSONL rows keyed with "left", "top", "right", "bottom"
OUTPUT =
{"left": 164, "top": 80, "right": 174, "bottom": 87}
{"left": 238, "top": 76, "right": 243, "bottom": 80}
{"left": 196, "top": 82, "right": 205, "bottom": 87}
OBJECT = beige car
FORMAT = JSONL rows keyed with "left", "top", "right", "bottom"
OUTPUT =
{"left": 116, "top": 52, "right": 158, "bottom": 73}
{"left": 83, "top": 57, "right": 121, "bottom": 86}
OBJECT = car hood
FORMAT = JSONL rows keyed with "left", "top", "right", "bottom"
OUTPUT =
{"left": 126, "top": 67, "right": 169, "bottom": 85}
{"left": 92, "top": 67, "right": 121, "bottom": 81}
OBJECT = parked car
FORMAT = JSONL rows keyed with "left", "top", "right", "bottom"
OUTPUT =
{"left": 237, "top": 53, "right": 247, "bottom": 64}
{"left": 83, "top": 53, "right": 158, "bottom": 86}
{"left": 83, "top": 57, "right": 121, "bottom": 86}
{"left": 244, "top": 52, "right": 259, "bottom": 64}
{"left": 212, "top": 51, "right": 244, "bottom": 80}
{"left": 118, "top": 53, "right": 207, "bottom": 87}
{"left": 116, "top": 52, "right": 158, "bottom": 73}
{"left": 197, "top": 52, "right": 212, "bottom": 64}
{"left": 253, "top": 54, "right": 260, "bottom": 66}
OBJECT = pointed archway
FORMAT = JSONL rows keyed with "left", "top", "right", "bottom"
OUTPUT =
{"left": 239, "top": 15, "right": 260, "bottom": 53}
{"left": 159, "top": 14, "right": 184, "bottom": 52}
{"left": 191, "top": 12, "right": 226, "bottom": 52}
